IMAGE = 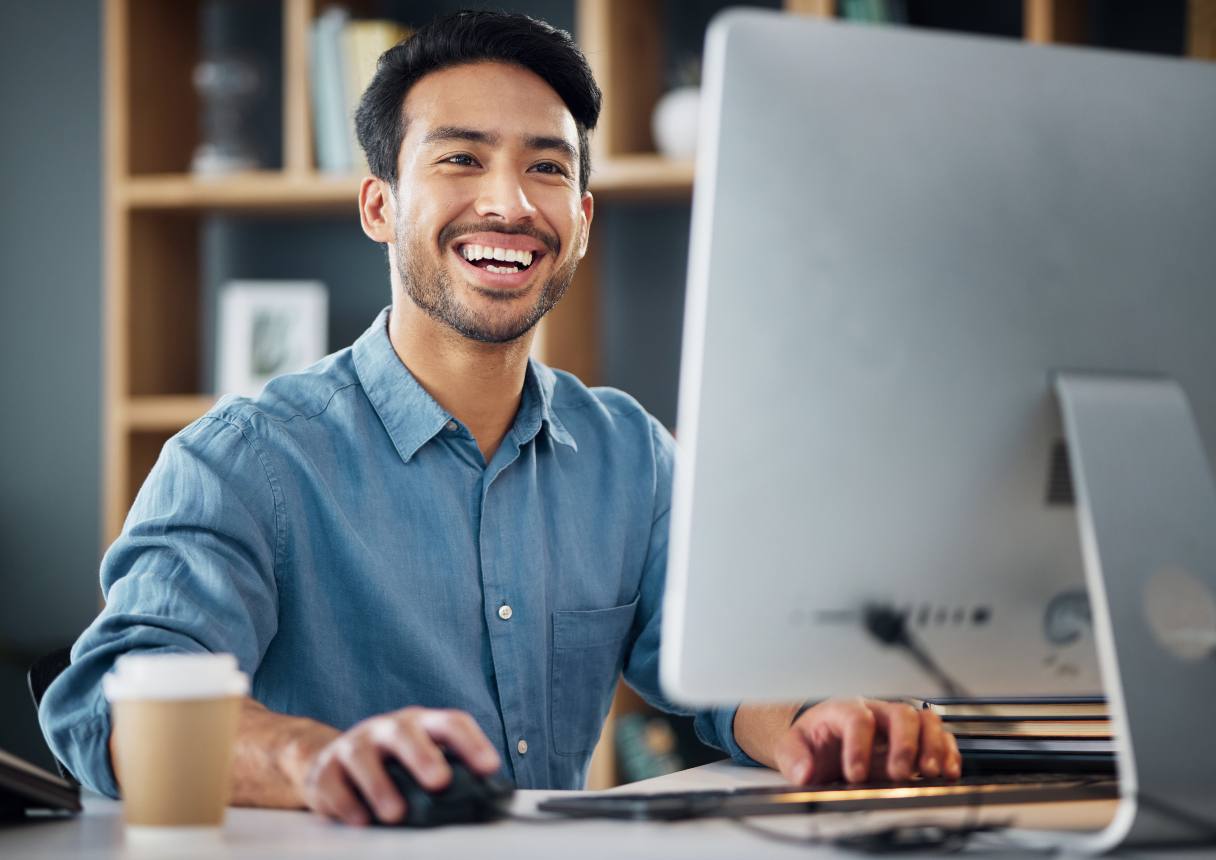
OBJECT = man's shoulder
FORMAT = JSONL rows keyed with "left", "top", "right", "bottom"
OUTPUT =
{"left": 545, "top": 366, "right": 672, "bottom": 447}
{"left": 205, "top": 347, "right": 363, "bottom": 435}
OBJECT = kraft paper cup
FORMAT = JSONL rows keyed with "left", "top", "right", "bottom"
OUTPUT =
{"left": 103, "top": 653, "right": 248, "bottom": 836}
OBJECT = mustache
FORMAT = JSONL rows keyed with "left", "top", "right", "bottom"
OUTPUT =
{"left": 438, "top": 221, "right": 561, "bottom": 256}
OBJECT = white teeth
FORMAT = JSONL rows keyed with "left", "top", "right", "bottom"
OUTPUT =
{"left": 459, "top": 244, "right": 535, "bottom": 267}
{"left": 485, "top": 264, "right": 520, "bottom": 274}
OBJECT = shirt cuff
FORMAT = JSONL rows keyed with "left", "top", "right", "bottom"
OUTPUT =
{"left": 59, "top": 715, "right": 121, "bottom": 800}
{"left": 693, "top": 705, "right": 762, "bottom": 767}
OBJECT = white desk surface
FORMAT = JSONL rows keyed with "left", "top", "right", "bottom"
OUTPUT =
{"left": 0, "top": 761, "right": 1209, "bottom": 859}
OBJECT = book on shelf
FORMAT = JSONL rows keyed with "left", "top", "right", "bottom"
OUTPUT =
{"left": 840, "top": 0, "right": 908, "bottom": 23}
{"left": 917, "top": 696, "right": 1108, "bottom": 720}
{"left": 310, "top": 6, "right": 351, "bottom": 173}
{"left": 341, "top": 19, "right": 413, "bottom": 173}
{"left": 310, "top": 8, "right": 412, "bottom": 174}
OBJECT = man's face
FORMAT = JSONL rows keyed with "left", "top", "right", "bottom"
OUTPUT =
{"left": 389, "top": 61, "right": 593, "bottom": 344}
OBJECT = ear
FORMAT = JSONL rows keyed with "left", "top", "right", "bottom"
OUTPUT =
{"left": 576, "top": 191, "right": 594, "bottom": 260}
{"left": 359, "top": 177, "right": 396, "bottom": 244}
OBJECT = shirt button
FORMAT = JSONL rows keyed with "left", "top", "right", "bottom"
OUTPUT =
{"left": 517, "top": 739, "right": 529, "bottom": 755}
{"left": 446, "top": 420, "right": 458, "bottom": 432}
{"left": 497, "top": 604, "right": 513, "bottom": 621}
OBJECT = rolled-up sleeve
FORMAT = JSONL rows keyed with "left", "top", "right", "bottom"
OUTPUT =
{"left": 38, "top": 414, "right": 282, "bottom": 797}
{"left": 620, "top": 418, "right": 758, "bottom": 767}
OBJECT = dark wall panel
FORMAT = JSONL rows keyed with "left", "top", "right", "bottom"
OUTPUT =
{"left": 0, "top": 1, "right": 103, "bottom": 770}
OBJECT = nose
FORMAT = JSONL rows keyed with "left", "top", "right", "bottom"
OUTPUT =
{"left": 473, "top": 167, "right": 538, "bottom": 224}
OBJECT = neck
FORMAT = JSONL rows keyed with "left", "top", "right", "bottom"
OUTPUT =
{"left": 387, "top": 298, "right": 534, "bottom": 464}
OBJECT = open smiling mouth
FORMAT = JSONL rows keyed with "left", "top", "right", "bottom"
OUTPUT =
{"left": 457, "top": 243, "right": 538, "bottom": 275}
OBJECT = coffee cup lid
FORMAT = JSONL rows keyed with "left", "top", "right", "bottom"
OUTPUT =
{"left": 103, "top": 652, "right": 249, "bottom": 701}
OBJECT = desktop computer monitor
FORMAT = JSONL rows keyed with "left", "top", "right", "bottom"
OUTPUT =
{"left": 660, "top": 11, "right": 1216, "bottom": 713}
{"left": 658, "top": 9, "right": 1216, "bottom": 846}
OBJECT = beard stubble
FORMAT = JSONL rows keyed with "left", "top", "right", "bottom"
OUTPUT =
{"left": 394, "top": 216, "right": 579, "bottom": 344}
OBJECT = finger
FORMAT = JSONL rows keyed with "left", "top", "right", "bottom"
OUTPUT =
{"left": 829, "top": 698, "right": 877, "bottom": 783}
{"left": 416, "top": 709, "right": 502, "bottom": 775}
{"left": 308, "top": 755, "right": 370, "bottom": 827}
{"left": 943, "top": 727, "right": 963, "bottom": 779}
{"left": 866, "top": 737, "right": 891, "bottom": 781}
{"left": 787, "top": 705, "right": 848, "bottom": 784}
{"left": 773, "top": 726, "right": 818, "bottom": 785}
{"left": 340, "top": 741, "right": 404, "bottom": 824}
{"left": 916, "top": 709, "right": 947, "bottom": 778}
{"left": 373, "top": 712, "right": 452, "bottom": 792}
{"left": 871, "top": 702, "right": 921, "bottom": 781}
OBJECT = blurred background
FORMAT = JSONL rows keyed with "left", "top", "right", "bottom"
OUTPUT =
{"left": 1, "top": 0, "right": 1209, "bottom": 784}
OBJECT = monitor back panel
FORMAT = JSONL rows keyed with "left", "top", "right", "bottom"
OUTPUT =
{"left": 661, "top": 11, "right": 1216, "bottom": 705}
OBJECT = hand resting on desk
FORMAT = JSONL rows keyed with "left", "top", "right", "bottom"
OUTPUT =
{"left": 734, "top": 697, "right": 962, "bottom": 786}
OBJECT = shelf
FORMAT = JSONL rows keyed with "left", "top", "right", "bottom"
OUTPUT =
{"left": 590, "top": 154, "right": 695, "bottom": 199}
{"left": 119, "top": 156, "right": 694, "bottom": 212}
{"left": 121, "top": 172, "right": 357, "bottom": 213}
{"left": 124, "top": 395, "right": 217, "bottom": 431}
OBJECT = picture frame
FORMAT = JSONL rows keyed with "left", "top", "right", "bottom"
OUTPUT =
{"left": 216, "top": 280, "right": 328, "bottom": 398}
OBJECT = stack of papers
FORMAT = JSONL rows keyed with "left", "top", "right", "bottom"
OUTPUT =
{"left": 918, "top": 696, "right": 1115, "bottom": 770}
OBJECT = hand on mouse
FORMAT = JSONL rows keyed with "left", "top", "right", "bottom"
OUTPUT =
{"left": 292, "top": 706, "right": 502, "bottom": 826}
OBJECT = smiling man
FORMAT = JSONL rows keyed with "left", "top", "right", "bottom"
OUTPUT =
{"left": 40, "top": 11, "right": 958, "bottom": 825}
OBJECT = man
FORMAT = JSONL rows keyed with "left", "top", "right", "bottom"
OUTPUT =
{"left": 41, "top": 11, "right": 959, "bottom": 825}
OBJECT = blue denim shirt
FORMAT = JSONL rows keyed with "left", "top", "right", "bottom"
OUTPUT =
{"left": 40, "top": 310, "right": 750, "bottom": 797}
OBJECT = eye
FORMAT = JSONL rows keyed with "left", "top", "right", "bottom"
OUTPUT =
{"left": 531, "top": 161, "right": 569, "bottom": 177}
{"left": 442, "top": 153, "right": 479, "bottom": 167}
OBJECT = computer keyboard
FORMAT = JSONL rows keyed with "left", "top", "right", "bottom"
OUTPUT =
{"left": 538, "top": 772, "right": 1119, "bottom": 821}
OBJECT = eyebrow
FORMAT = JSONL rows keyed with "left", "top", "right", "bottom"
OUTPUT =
{"left": 524, "top": 135, "right": 578, "bottom": 164}
{"left": 422, "top": 126, "right": 577, "bottom": 164}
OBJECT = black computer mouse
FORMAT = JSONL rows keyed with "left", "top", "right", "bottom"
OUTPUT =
{"left": 380, "top": 750, "right": 515, "bottom": 827}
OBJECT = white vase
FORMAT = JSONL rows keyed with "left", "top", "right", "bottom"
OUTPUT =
{"left": 651, "top": 86, "right": 700, "bottom": 160}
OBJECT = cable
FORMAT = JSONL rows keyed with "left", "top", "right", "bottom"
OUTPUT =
{"left": 862, "top": 604, "right": 975, "bottom": 701}
{"left": 725, "top": 813, "right": 1017, "bottom": 854}
{"left": 504, "top": 810, "right": 580, "bottom": 825}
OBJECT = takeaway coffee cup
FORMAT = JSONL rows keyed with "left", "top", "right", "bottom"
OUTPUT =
{"left": 103, "top": 653, "right": 248, "bottom": 834}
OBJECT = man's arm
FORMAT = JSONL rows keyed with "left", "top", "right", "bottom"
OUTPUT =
{"left": 733, "top": 698, "right": 962, "bottom": 784}
{"left": 228, "top": 700, "right": 337, "bottom": 808}
{"left": 106, "top": 699, "right": 332, "bottom": 809}
{"left": 40, "top": 417, "right": 282, "bottom": 798}
{"left": 108, "top": 698, "right": 501, "bottom": 825}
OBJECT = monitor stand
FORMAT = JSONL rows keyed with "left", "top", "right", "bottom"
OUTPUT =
{"left": 1055, "top": 373, "right": 1216, "bottom": 851}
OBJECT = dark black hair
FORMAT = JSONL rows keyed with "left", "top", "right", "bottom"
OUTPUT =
{"left": 354, "top": 10, "right": 602, "bottom": 194}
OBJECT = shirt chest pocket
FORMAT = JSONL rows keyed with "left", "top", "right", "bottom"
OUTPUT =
{"left": 550, "top": 596, "right": 639, "bottom": 757}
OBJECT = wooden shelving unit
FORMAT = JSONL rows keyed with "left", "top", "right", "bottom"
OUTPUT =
{"left": 119, "top": 156, "right": 695, "bottom": 213}
{"left": 100, "top": 0, "right": 1216, "bottom": 543}
{"left": 102, "top": 0, "right": 1216, "bottom": 791}
{"left": 101, "top": 0, "right": 709, "bottom": 544}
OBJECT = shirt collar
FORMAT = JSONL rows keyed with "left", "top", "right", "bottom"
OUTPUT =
{"left": 352, "top": 309, "right": 577, "bottom": 463}
{"left": 521, "top": 359, "right": 578, "bottom": 452}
